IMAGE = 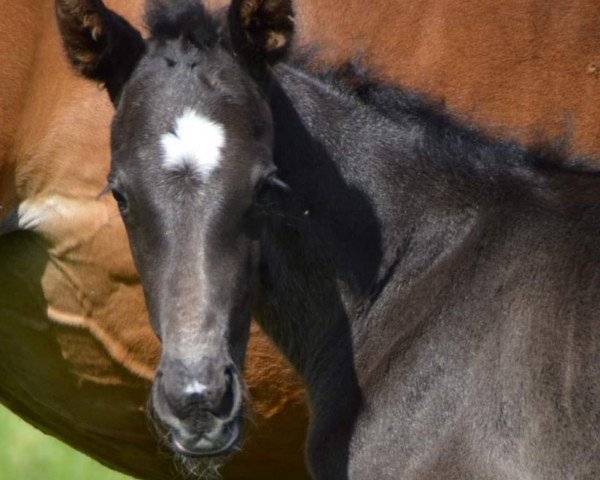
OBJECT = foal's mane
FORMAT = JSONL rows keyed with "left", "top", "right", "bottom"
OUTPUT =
{"left": 143, "top": 0, "right": 599, "bottom": 180}
{"left": 289, "top": 55, "right": 600, "bottom": 179}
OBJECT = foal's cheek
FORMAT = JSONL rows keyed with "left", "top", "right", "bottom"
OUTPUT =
{"left": 229, "top": 283, "right": 256, "bottom": 361}
{"left": 242, "top": 206, "right": 265, "bottom": 239}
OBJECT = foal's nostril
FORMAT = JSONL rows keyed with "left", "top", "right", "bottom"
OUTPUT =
{"left": 155, "top": 359, "right": 242, "bottom": 424}
{"left": 211, "top": 368, "right": 236, "bottom": 419}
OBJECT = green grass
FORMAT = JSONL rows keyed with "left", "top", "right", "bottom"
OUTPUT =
{"left": 0, "top": 404, "right": 134, "bottom": 480}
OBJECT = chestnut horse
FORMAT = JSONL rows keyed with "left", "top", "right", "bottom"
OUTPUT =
{"left": 2, "top": 0, "right": 600, "bottom": 478}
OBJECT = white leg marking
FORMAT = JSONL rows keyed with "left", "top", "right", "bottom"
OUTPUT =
{"left": 161, "top": 109, "right": 225, "bottom": 179}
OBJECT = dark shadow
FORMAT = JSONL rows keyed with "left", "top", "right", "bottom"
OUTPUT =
{"left": 256, "top": 76, "right": 384, "bottom": 479}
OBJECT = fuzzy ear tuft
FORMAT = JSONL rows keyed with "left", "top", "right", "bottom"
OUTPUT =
{"left": 56, "top": 0, "right": 145, "bottom": 104}
{"left": 228, "top": 0, "right": 294, "bottom": 67}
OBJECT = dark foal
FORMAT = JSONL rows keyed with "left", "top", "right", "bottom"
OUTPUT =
{"left": 57, "top": 0, "right": 600, "bottom": 478}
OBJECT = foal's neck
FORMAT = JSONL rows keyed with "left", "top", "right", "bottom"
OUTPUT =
{"left": 257, "top": 65, "right": 479, "bottom": 401}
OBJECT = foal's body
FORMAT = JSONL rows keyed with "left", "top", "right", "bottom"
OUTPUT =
{"left": 57, "top": 0, "right": 600, "bottom": 478}
{"left": 264, "top": 67, "right": 600, "bottom": 479}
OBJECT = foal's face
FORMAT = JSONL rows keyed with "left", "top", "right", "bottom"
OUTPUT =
{"left": 57, "top": 0, "right": 294, "bottom": 458}
{"left": 110, "top": 41, "right": 274, "bottom": 455}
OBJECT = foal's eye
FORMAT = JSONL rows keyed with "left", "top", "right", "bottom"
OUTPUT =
{"left": 254, "top": 177, "right": 270, "bottom": 198}
{"left": 111, "top": 189, "right": 129, "bottom": 215}
{"left": 254, "top": 171, "right": 290, "bottom": 203}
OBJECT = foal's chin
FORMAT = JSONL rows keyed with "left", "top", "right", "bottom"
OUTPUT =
{"left": 170, "top": 418, "right": 242, "bottom": 480}
{"left": 147, "top": 392, "right": 243, "bottom": 470}
{"left": 171, "top": 416, "right": 242, "bottom": 458}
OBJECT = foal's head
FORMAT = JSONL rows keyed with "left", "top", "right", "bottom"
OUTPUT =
{"left": 57, "top": 0, "right": 293, "bottom": 457}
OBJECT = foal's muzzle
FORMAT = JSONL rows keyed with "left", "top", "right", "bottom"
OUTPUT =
{"left": 150, "top": 357, "right": 243, "bottom": 457}
{"left": 172, "top": 417, "right": 241, "bottom": 457}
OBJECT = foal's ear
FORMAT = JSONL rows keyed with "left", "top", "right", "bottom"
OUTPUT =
{"left": 56, "top": 0, "right": 145, "bottom": 104}
{"left": 228, "top": 0, "right": 294, "bottom": 67}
